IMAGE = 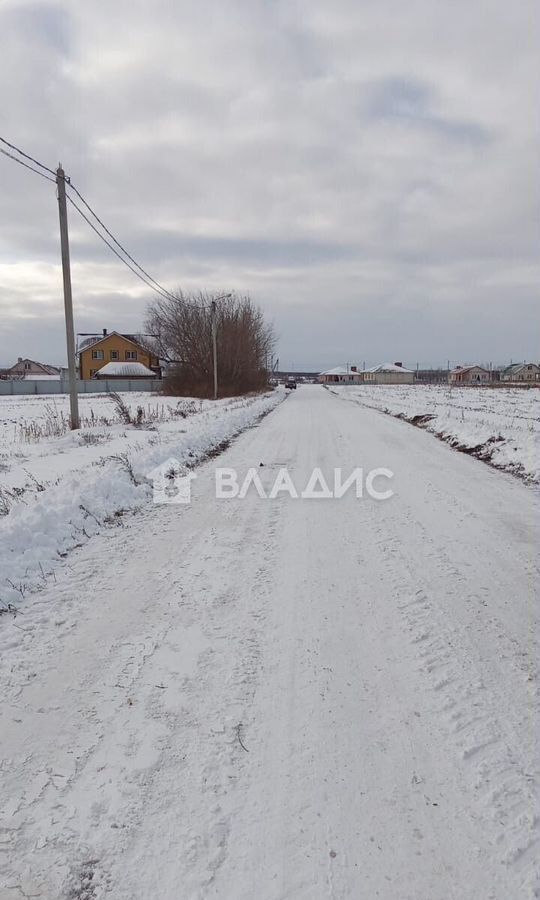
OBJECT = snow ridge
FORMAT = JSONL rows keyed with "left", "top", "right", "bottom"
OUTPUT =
{"left": 0, "top": 390, "right": 284, "bottom": 609}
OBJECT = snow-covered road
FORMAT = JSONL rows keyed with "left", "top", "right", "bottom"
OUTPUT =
{"left": 2, "top": 386, "right": 539, "bottom": 899}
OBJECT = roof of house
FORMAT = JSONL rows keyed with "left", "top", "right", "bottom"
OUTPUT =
{"left": 9, "top": 358, "right": 61, "bottom": 374}
{"left": 78, "top": 332, "right": 159, "bottom": 355}
{"left": 503, "top": 362, "right": 538, "bottom": 374}
{"left": 319, "top": 366, "right": 361, "bottom": 376}
{"left": 367, "top": 363, "right": 414, "bottom": 374}
{"left": 93, "top": 361, "right": 156, "bottom": 377}
{"left": 450, "top": 365, "right": 489, "bottom": 375}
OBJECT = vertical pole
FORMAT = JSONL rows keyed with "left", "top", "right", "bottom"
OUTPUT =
{"left": 211, "top": 299, "right": 218, "bottom": 400}
{"left": 56, "top": 164, "right": 79, "bottom": 429}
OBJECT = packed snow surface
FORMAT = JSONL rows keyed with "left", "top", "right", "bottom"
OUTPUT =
{"left": 1, "top": 386, "right": 538, "bottom": 899}
{"left": 328, "top": 383, "right": 540, "bottom": 482}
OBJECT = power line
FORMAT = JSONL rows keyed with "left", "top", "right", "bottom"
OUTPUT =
{"left": 66, "top": 194, "right": 175, "bottom": 302}
{"left": 67, "top": 194, "right": 213, "bottom": 309}
{"left": 0, "top": 134, "right": 218, "bottom": 311}
{"left": 67, "top": 181, "right": 178, "bottom": 302}
{"left": 0, "top": 147, "right": 56, "bottom": 183}
{"left": 0, "top": 136, "right": 56, "bottom": 176}
{"left": 0, "top": 135, "right": 179, "bottom": 303}
{"left": 67, "top": 182, "right": 215, "bottom": 310}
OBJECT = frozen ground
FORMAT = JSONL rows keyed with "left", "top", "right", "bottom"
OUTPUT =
{"left": 327, "top": 383, "right": 540, "bottom": 482}
{"left": 1, "top": 385, "right": 538, "bottom": 899}
{"left": 0, "top": 389, "right": 284, "bottom": 608}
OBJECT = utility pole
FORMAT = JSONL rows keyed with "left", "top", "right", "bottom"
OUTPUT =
{"left": 56, "top": 164, "right": 79, "bottom": 429}
{"left": 209, "top": 292, "right": 232, "bottom": 400}
{"left": 211, "top": 299, "right": 218, "bottom": 400}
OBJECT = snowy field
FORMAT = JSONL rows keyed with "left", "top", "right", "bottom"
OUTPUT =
{"left": 0, "top": 389, "right": 284, "bottom": 608}
{"left": 328, "top": 384, "right": 540, "bottom": 483}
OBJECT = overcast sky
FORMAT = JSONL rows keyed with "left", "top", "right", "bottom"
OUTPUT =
{"left": 0, "top": 0, "right": 537, "bottom": 371}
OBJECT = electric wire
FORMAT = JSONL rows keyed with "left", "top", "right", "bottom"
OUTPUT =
{"left": 67, "top": 182, "right": 213, "bottom": 309}
{"left": 66, "top": 195, "right": 175, "bottom": 302}
{"left": 0, "top": 136, "right": 56, "bottom": 176}
{"left": 1, "top": 135, "right": 221, "bottom": 310}
{"left": 67, "top": 181, "right": 178, "bottom": 302}
{"left": 0, "top": 147, "right": 56, "bottom": 183}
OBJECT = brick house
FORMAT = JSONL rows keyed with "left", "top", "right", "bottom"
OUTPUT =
{"left": 4, "top": 358, "right": 63, "bottom": 379}
{"left": 449, "top": 365, "right": 490, "bottom": 384}
{"left": 78, "top": 331, "right": 161, "bottom": 380}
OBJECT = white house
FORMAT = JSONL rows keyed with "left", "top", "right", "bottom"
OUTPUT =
{"left": 363, "top": 363, "right": 415, "bottom": 385}
{"left": 501, "top": 363, "right": 540, "bottom": 383}
{"left": 318, "top": 366, "right": 363, "bottom": 384}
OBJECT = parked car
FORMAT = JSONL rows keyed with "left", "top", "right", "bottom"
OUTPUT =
{"left": 285, "top": 379, "right": 297, "bottom": 390}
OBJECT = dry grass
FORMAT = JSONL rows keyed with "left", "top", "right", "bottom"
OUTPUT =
{"left": 16, "top": 396, "right": 205, "bottom": 444}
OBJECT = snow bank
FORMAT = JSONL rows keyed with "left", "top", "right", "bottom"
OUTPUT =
{"left": 0, "top": 390, "right": 283, "bottom": 606}
{"left": 329, "top": 384, "right": 540, "bottom": 483}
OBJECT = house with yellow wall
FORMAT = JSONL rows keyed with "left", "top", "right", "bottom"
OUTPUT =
{"left": 78, "top": 330, "right": 161, "bottom": 380}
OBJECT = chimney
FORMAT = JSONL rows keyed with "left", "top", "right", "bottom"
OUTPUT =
{"left": 350, "top": 365, "right": 357, "bottom": 372}
{"left": 103, "top": 328, "right": 108, "bottom": 337}
{"left": 18, "top": 357, "right": 22, "bottom": 363}
{"left": 394, "top": 361, "right": 403, "bottom": 367}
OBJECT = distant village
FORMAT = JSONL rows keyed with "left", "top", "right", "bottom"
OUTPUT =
{"left": 317, "top": 361, "right": 540, "bottom": 385}
{"left": 0, "top": 328, "right": 539, "bottom": 392}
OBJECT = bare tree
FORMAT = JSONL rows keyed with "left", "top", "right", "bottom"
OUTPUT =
{"left": 145, "top": 291, "right": 275, "bottom": 397}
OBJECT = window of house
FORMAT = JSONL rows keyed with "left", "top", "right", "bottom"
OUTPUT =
{"left": 110, "top": 350, "right": 119, "bottom": 360}
{"left": 125, "top": 350, "right": 137, "bottom": 360}
{"left": 92, "top": 349, "right": 104, "bottom": 360}
{"left": 24, "top": 362, "right": 31, "bottom": 370}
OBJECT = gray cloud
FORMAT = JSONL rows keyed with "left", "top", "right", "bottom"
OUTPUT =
{"left": 366, "top": 76, "right": 493, "bottom": 145}
{"left": 0, "top": 0, "right": 537, "bottom": 370}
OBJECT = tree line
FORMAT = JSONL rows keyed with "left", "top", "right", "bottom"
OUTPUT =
{"left": 146, "top": 290, "right": 275, "bottom": 398}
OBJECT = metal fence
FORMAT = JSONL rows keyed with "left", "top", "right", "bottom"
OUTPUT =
{"left": 0, "top": 378, "right": 162, "bottom": 396}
